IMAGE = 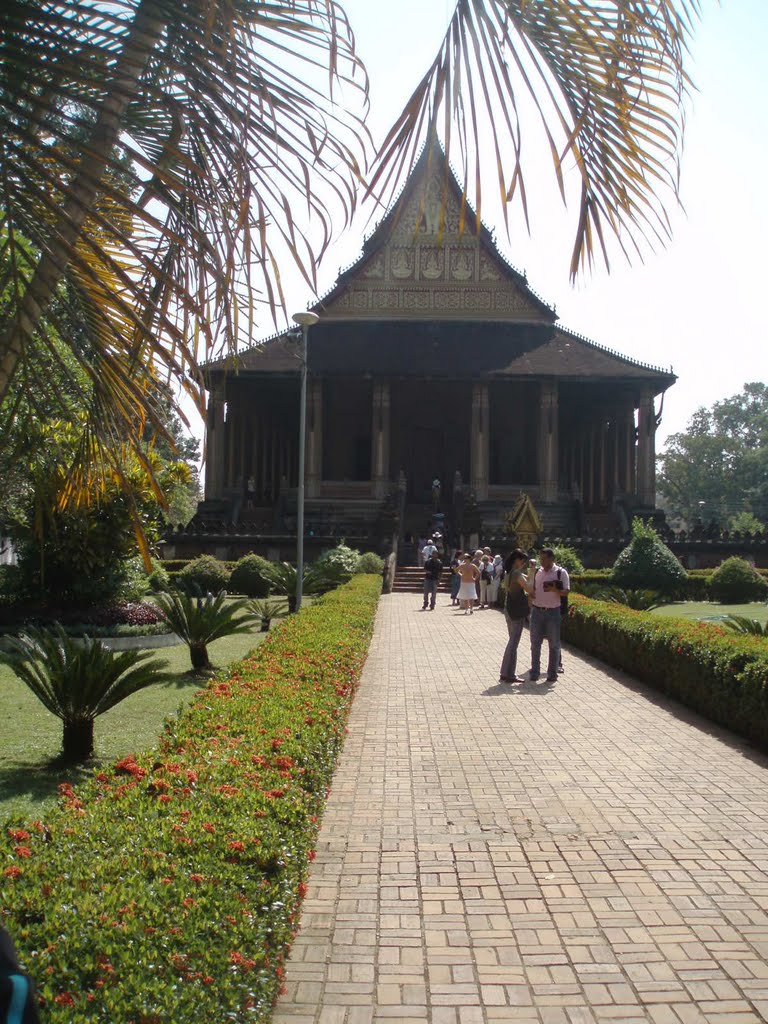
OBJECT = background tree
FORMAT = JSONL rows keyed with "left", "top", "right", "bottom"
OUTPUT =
{"left": 657, "top": 383, "right": 768, "bottom": 527}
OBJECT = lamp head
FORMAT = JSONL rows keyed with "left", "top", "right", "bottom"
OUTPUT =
{"left": 292, "top": 311, "right": 319, "bottom": 328}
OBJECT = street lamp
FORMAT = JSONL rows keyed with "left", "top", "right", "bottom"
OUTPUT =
{"left": 292, "top": 310, "right": 319, "bottom": 612}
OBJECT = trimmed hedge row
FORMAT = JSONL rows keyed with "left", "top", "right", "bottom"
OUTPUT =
{"left": 565, "top": 595, "right": 768, "bottom": 748}
{"left": 1, "top": 575, "right": 382, "bottom": 1023}
{"left": 570, "top": 568, "right": 768, "bottom": 601}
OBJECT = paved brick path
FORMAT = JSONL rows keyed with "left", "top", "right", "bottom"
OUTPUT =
{"left": 274, "top": 594, "right": 768, "bottom": 1024}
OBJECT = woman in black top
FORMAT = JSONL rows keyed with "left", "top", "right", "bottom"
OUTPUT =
{"left": 499, "top": 549, "right": 533, "bottom": 683}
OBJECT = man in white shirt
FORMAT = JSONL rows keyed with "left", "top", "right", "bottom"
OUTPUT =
{"left": 421, "top": 537, "right": 438, "bottom": 563}
{"left": 529, "top": 547, "right": 570, "bottom": 682}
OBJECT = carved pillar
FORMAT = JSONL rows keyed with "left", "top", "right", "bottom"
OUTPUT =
{"left": 599, "top": 418, "right": 607, "bottom": 505}
{"left": 470, "top": 382, "right": 489, "bottom": 500}
{"left": 636, "top": 388, "right": 657, "bottom": 506}
{"left": 306, "top": 378, "right": 323, "bottom": 498}
{"left": 372, "top": 379, "right": 391, "bottom": 499}
{"left": 204, "top": 385, "right": 226, "bottom": 499}
{"left": 538, "top": 381, "right": 559, "bottom": 503}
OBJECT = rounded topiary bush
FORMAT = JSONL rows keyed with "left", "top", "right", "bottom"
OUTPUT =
{"left": 611, "top": 518, "right": 687, "bottom": 595}
{"left": 147, "top": 559, "right": 171, "bottom": 593}
{"left": 177, "top": 555, "right": 230, "bottom": 595}
{"left": 551, "top": 545, "right": 585, "bottom": 575}
{"left": 356, "top": 551, "right": 385, "bottom": 575}
{"left": 229, "top": 553, "right": 273, "bottom": 597}
{"left": 317, "top": 542, "right": 360, "bottom": 576}
{"left": 710, "top": 557, "right": 768, "bottom": 604}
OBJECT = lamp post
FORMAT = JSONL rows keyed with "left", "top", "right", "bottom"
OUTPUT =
{"left": 292, "top": 310, "right": 319, "bottom": 612}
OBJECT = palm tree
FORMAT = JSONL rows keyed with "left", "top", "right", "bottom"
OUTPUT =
{"left": 264, "top": 560, "right": 350, "bottom": 613}
{"left": 0, "top": 625, "right": 169, "bottom": 762}
{"left": 0, "top": 0, "right": 369, "bottom": 447}
{"left": 1, "top": 0, "right": 697, "bottom": 442}
{"left": 154, "top": 589, "right": 259, "bottom": 671}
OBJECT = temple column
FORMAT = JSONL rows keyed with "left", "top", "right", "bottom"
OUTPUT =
{"left": 204, "top": 385, "right": 226, "bottom": 499}
{"left": 372, "top": 379, "right": 391, "bottom": 499}
{"left": 306, "top": 378, "right": 323, "bottom": 498}
{"left": 599, "top": 418, "right": 607, "bottom": 504}
{"left": 470, "top": 382, "right": 489, "bottom": 500}
{"left": 538, "top": 380, "right": 559, "bottom": 503}
{"left": 636, "top": 388, "right": 657, "bottom": 506}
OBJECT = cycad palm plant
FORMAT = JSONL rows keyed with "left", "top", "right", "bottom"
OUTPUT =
{"left": 0, "top": 625, "right": 169, "bottom": 762}
{"left": 608, "top": 588, "right": 670, "bottom": 612}
{"left": 264, "top": 561, "right": 349, "bottom": 613}
{"left": 722, "top": 615, "right": 768, "bottom": 637}
{"left": 154, "top": 590, "right": 258, "bottom": 672}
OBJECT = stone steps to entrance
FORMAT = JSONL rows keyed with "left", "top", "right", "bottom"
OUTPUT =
{"left": 392, "top": 566, "right": 452, "bottom": 593}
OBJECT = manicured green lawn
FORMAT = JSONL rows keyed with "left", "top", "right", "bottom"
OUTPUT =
{"left": 0, "top": 626, "right": 270, "bottom": 824}
{"left": 651, "top": 601, "right": 768, "bottom": 624}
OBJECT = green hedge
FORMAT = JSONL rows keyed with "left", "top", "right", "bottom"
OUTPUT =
{"left": 565, "top": 595, "right": 768, "bottom": 748}
{"left": 570, "top": 569, "right": 767, "bottom": 601}
{"left": 1, "top": 575, "right": 381, "bottom": 1022}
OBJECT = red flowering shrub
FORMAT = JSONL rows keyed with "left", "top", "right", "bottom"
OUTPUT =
{"left": 0, "top": 575, "right": 381, "bottom": 1022}
{"left": 566, "top": 595, "right": 768, "bottom": 747}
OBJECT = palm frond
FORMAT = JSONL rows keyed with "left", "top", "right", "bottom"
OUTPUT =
{"left": 0, "top": 0, "right": 370, "bottom": 424}
{"left": 721, "top": 615, "right": 768, "bottom": 637}
{"left": 0, "top": 624, "right": 169, "bottom": 759}
{"left": 154, "top": 588, "right": 258, "bottom": 669}
{"left": 368, "top": 0, "right": 699, "bottom": 278}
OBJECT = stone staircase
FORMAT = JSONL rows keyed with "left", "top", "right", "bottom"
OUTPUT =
{"left": 391, "top": 566, "right": 453, "bottom": 594}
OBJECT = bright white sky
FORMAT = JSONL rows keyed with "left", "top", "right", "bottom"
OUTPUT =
{"left": 193, "top": 0, "right": 768, "bottom": 453}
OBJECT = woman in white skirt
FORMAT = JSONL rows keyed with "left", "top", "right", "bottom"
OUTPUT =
{"left": 456, "top": 553, "right": 480, "bottom": 614}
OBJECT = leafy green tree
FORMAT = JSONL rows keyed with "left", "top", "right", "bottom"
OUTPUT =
{"left": 10, "top": 418, "right": 191, "bottom": 607}
{"left": 728, "top": 512, "right": 765, "bottom": 536}
{"left": 0, "top": 625, "right": 169, "bottom": 762}
{"left": 658, "top": 383, "right": 768, "bottom": 526}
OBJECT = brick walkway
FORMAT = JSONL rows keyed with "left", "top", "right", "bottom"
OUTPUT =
{"left": 273, "top": 594, "right": 768, "bottom": 1024}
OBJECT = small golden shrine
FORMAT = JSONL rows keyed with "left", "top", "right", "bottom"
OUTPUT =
{"left": 505, "top": 493, "right": 542, "bottom": 551}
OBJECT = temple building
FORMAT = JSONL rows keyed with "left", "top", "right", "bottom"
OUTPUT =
{"left": 195, "top": 145, "right": 675, "bottom": 560}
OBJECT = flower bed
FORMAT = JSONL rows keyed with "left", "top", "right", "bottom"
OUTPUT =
{"left": 1, "top": 574, "right": 381, "bottom": 1022}
{"left": 565, "top": 594, "right": 768, "bottom": 747}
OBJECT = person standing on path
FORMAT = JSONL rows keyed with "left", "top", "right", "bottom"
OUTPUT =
{"left": 449, "top": 552, "right": 461, "bottom": 605}
{"left": 422, "top": 550, "right": 443, "bottom": 610}
{"left": 529, "top": 547, "right": 570, "bottom": 682}
{"left": 499, "top": 548, "right": 533, "bottom": 683}
{"left": 421, "top": 536, "right": 438, "bottom": 565}
{"left": 456, "top": 553, "right": 480, "bottom": 615}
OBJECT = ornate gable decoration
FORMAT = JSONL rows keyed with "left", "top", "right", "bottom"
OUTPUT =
{"left": 321, "top": 155, "right": 550, "bottom": 322}
{"left": 506, "top": 493, "right": 543, "bottom": 550}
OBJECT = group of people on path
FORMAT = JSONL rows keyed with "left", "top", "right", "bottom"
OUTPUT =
{"left": 419, "top": 540, "right": 570, "bottom": 685}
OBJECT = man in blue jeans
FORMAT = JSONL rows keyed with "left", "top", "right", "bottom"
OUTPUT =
{"left": 529, "top": 548, "right": 570, "bottom": 682}
{"left": 422, "top": 550, "right": 443, "bottom": 610}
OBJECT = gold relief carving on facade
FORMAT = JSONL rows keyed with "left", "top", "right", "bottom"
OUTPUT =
{"left": 352, "top": 289, "right": 370, "bottom": 309}
{"left": 449, "top": 246, "right": 475, "bottom": 281}
{"left": 329, "top": 291, "right": 351, "bottom": 310}
{"left": 402, "top": 289, "right": 430, "bottom": 309}
{"left": 493, "top": 289, "right": 533, "bottom": 313}
{"left": 371, "top": 289, "right": 399, "bottom": 309}
{"left": 420, "top": 246, "right": 444, "bottom": 280}
{"left": 463, "top": 289, "right": 491, "bottom": 310}
{"left": 433, "top": 290, "right": 462, "bottom": 309}
{"left": 362, "top": 253, "right": 385, "bottom": 279}
{"left": 479, "top": 255, "right": 501, "bottom": 282}
{"left": 390, "top": 246, "right": 414, "bottom": 279}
